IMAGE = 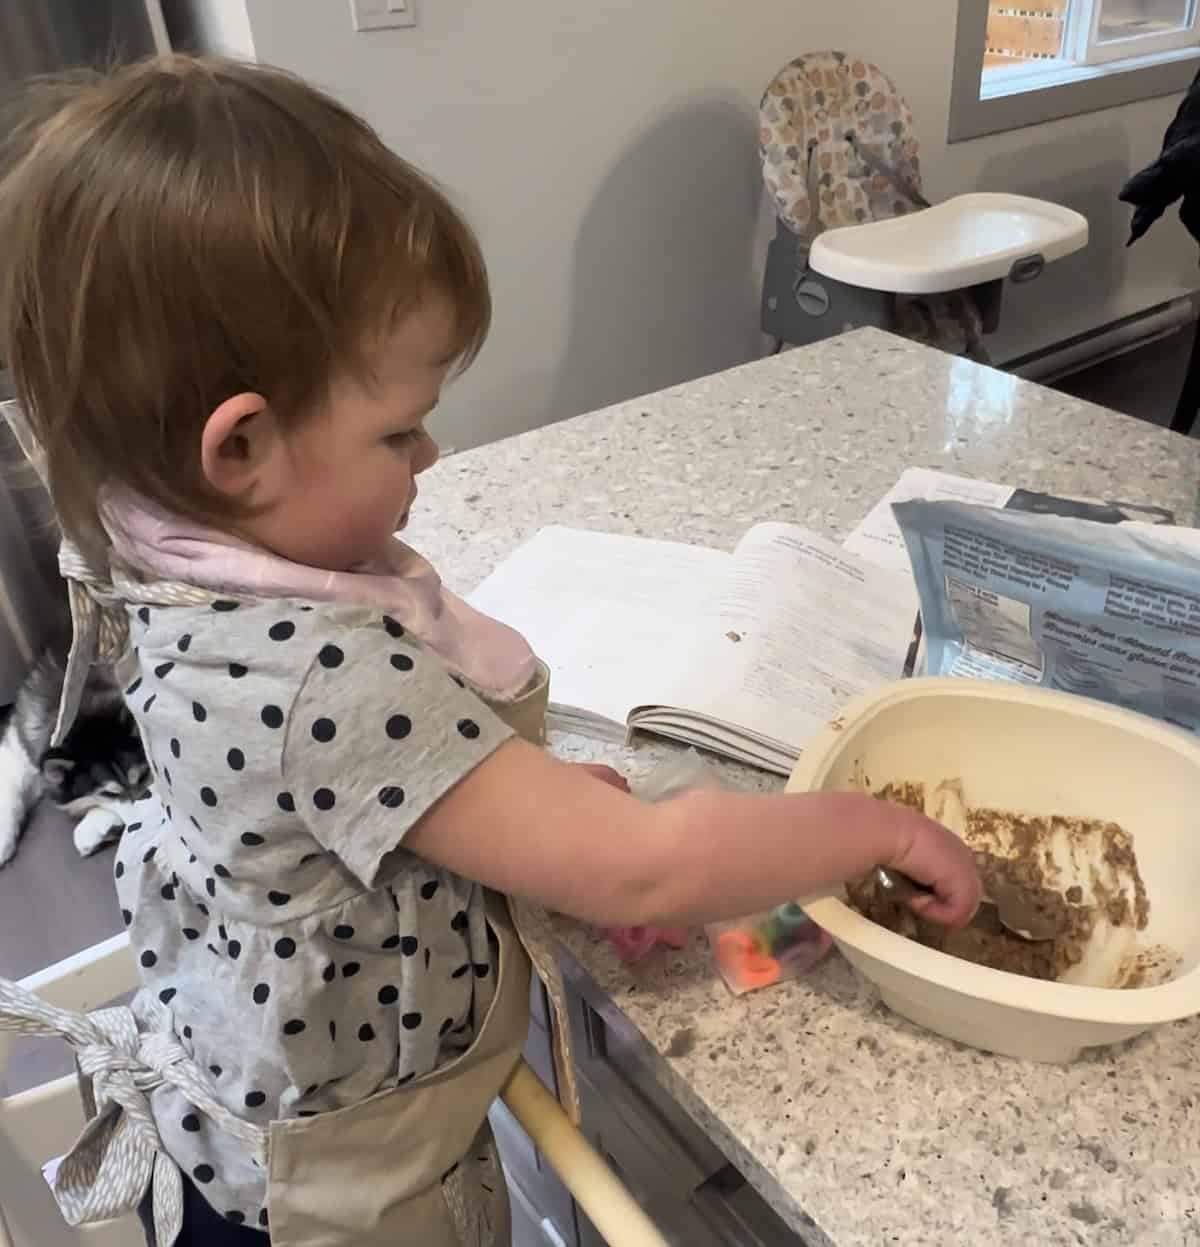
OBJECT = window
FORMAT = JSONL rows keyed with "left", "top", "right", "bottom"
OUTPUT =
{"left": 951, "top": 0, "right": 1200, "bottom": 141}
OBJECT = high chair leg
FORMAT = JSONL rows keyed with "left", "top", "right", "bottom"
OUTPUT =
{"left": 500, "top": 1061, "right": 671, "bottom": 1247}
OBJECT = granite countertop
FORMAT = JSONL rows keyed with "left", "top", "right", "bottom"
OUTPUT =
{"left": 407, "top": 329, "right": 1200, "bottom": 1247}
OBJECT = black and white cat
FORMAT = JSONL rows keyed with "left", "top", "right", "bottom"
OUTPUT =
{"left": 0, "top": 634, "right": 149, "bottom": 867}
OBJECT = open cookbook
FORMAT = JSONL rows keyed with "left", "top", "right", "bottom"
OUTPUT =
{"left": 468, "top": 468, "right": 1178, "bottom": 775}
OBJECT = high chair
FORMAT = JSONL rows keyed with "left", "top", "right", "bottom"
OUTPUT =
{"left": 0, "top": 933, "right": 670, "bottom": 1247}
{"left": 760, "top": 51, "right": 1089, "bottom": 359}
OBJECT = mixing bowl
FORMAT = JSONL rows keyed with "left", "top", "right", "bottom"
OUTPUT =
{"left": 788, "top": 678, "right": 1200, "bottom": 1062}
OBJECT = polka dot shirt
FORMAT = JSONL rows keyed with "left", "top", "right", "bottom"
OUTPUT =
{"left": 113, "top": 598, "right": 514, "bottom": 1229}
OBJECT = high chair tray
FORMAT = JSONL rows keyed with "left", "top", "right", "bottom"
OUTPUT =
{"left": 809, "top": 192, "right": 1088, "bottom": 295}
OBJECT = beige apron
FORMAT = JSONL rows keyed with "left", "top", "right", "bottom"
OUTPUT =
{"left": 267, "top": 665, "right": 565, "bottom": 1247}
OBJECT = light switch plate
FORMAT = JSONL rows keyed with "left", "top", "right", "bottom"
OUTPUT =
{"left": 349, "top": 0, "right": 417, "bottom": 31}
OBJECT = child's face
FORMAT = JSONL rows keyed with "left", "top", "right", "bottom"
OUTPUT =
{"left": 239, "top": 296, "right": 455, "bottom": 570}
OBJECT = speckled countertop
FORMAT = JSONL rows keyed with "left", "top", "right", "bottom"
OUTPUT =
{"left": 408, "top": 329, "right": 1200, "bottom": 1247}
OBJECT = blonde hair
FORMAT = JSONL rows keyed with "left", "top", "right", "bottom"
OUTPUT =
{"left": 0, "top": 55, "right": 490, "bottom": 552}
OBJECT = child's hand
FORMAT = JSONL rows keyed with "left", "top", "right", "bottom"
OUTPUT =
{"left": 883, "top": 812, "right": 982, "bottom": 930}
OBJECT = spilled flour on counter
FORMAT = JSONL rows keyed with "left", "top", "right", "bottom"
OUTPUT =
{"left": 846, "top": 777, "right": 1180, "bottom": 988}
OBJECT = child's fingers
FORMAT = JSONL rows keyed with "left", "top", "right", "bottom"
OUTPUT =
{"left": 572, "top": 763, "right": 630, "bottom": 792}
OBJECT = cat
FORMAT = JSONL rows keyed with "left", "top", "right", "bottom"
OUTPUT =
{"left": 0, "top": 634, "right": 149, "bottom": 867}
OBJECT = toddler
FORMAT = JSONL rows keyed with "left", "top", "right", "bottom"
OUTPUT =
{"left": 0, "top": 56, "right": 979, "bottom": 1247}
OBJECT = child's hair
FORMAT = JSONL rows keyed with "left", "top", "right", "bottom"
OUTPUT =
{"left": 0, "top": 55, "right": 490, "bottom": 551}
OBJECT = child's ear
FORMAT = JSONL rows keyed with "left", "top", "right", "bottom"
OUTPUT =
{"left": 200, "top": 392, "right": 283, "bottom": 499}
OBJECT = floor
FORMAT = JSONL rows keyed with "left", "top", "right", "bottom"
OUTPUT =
{"left": 1048, "top": 325, "right": 1194, "bottom": 431}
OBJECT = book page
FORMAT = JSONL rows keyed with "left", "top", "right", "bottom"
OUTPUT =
{"left": 843, "top": 467, "right": 1014, "bottom": 575}
{"left": 637, "top": 524, "right": 919, "bottom": 751}
{"left": 467, "top": 527, "right": 731, "bottom": 729}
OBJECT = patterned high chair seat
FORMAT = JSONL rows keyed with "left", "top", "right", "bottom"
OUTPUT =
{"left": 760, "top": 51, "right": 925, "bottom": 239}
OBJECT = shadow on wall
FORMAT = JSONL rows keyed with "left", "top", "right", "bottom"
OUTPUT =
{"left": 546, "top": 91, "right": 763, "bottom": 426}
{"left": 974, "top": 123, "right": 1133, "bottom": 355}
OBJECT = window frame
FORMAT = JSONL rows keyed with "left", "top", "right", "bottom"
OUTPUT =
{"left": 950, "top": 0, "right": 1200, "bottom": 143}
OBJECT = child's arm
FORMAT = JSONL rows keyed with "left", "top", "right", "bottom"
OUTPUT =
{"left": 407, "top": 740, "right": 980, "bottom": 929}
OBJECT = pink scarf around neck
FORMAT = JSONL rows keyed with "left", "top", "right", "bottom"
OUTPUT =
{"left": 101, "top": 491, "right": 536, "bottom": 700}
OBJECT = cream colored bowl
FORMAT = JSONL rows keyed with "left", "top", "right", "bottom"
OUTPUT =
{"left": 787, "top": 678, "right": 1200, "bottom": 1062}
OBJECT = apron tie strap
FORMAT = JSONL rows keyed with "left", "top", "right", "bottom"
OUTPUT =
{"left": 0, "top": 975, "right": 268, "bottom": 1247}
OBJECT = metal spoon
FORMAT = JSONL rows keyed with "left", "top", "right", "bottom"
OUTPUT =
{"left": 873, "top": 868, "right": 1058, "bottom": 942}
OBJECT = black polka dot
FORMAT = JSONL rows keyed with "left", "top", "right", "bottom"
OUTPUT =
{"left": 457, "top": 718, "right": 481, "bottom": 740}
{"left": 439, "top": 1018, "right": 455, "bottom": 1037}
{"left": 141, "top": 950, "right": 157, "bottom": 968}
{"left": 268, "top": 889, "right": 291, "bottom": 907}
{"left": 313, "top": 788, "right": 336, "bottom": 811}
{"left": 159, "top": 987, "right": 177, "bottom": 1004}
{"left": 182, "top": 928, "right": 199, "bottom": 941}
{"left": 329, "top": 1020, "right": 337, "bottom": 1041}
{"left": 383, "top": 615, "right": 405, "bottom": 638}
{"left": 213, "top": 863, "right": 230, "bottom": 878}
{"left": 473, "top": 963, "right": 490, "bottom": 978}
{"left": 196, "top": 902, "right": 209, "bottom": 916}
{"left": 424, "top": 948, "right": 431, "bottom": 969}
{"left": 322, "top": 962, "right": 336, "bottom": 983}
{"left": 177, "top": 633, "right": 192, "bottom": 653}
{"left": 276, "top": 791, "right": 295, "bottom": 813}
{"left": 192, "top": 702, "right": 207, "bottom": 723}
{"left": 402, "top": 1012, "right": 422, "bottom": 1031}
{"left": 182, "top": 1113, "right": 200, "bottom": 1132}
{"left": 138, "top": 607, "right": 151, "bottom": 625}
{"left": 311, "top": 718, "right": 336, "bottom": 743}
{"left": 218, "top": 923, "right": 228, "bottom": 941}
{"left": 115, "top": 861, "right": 125, "bottom": 879}
{"left": 318, "top": 644, "right": 344, "bottom": 669}
{"left": 143, "top": 694, "right": 156, "bottom": 713}
{"left": 212, "top": 600, "right": 239, "bottom": 612}
{"left": 163, "top": 767, "right": 172, "bottom": 788}
{"left": 207, "top": 943, "right": 220, "bottom": 957}
{"left": 269, "top": 621, "right": 295, "bottom": 642}
{"left": 228, "top": 662, "right": 248, "bottom": 679}
{"left": 209, "top": 1064, "right": 222, "bottom": 1078}
{"left": 193, "top": 1164, "right": 214, "bottom": 1184}
{"left": 160, "top": 883, "right": 176, "bottom": 901}
{"left": 283, "top": 1019, "right": 306, "bottom": 1036}
{"left": 127, "top": 822, "right": 142, "bottom": 833}
{"left": 358, "top": 1023, "right": 376, "bottom": 1041}
{"left": 244, "top": 1091, "right": 266, "bottom": 1108}
{"left": 121, "top": 909, "right": 132, "bottom": 926}
{"left": 170, "top": 738, "right": 181, "bottom": 759}
{"left": 420, "top": 880, "right": 439, "bottom": 900}
{"left": 259, "top": 1210, "right": 269, "bottom": 1228}
{"left": 451, "top": 910, "right": 469, "bottom": 932}
{"left": 227, "top": 940, "right": 242, "bottom": 960}
{"left": 401, "top": 936, "right": 419, "bottom": 956}
{"left": 154, "top": 661, "right": 175, "bottom": 679}
{"left": 386, "top": 714, "right": 412, "bottom": 740}
{"left": 227, "top": 748, "right": 245, "bottom": 771}
{"left": 226, "top": 1211, "right": 246, "bottom": 1226}
{"left": 183, "top": 1026, "right": 192, "bottom": 1039}
{"left": 378, "top": 785, "right": 405, "bottom": 808}
{"left": 378, "top": 985, "right": 399, "bottom": 1005}
{"left": 342, "top": 962, "right": 361, "bottom": 978}
{"left": 241, "top": 831, "right": 265, "bottom": 847}
{"left": 197, "top": 787, "right": 218, "bottom": 810}
{"left": 190, "top": 816, "right": 202, "bottom": 832}
{"left": 261, "top": 705, "right": 284, "bottom": 729}
{"left": 205, "top": 878, "right": 216, "bottom": 898}
{"left": 333, "top": 924, "right": 355, "bottom": 940}
{"left": 452, "top": 963, "right": 470, "bottom": 979}
{"left": 126, "top": 677, "right": 142, "bottom": 696}
{"left": 390, "top": 653, "right": 414, "bottom": 672}
{"left": 252, "top": 984, "right": 270, "bottom": 1005}
{"left": 381, "top": 934, "right": 401, "bottom": 950}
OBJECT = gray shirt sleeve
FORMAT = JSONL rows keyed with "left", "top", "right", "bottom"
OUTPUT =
{"left": 281, "top": 618, "right": 513, "bottom": 888}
